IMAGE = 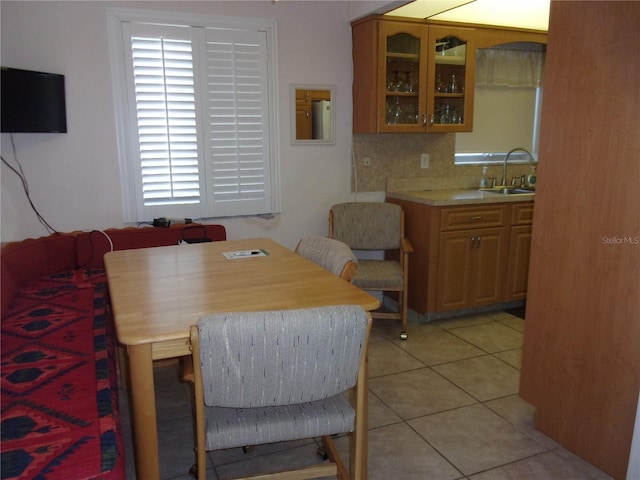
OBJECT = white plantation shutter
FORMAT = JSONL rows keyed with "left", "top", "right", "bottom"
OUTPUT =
{"left": 112, "top": 13, "right": 279, "bottom": 222}
{"left": 204, "top": 29, "right": 272, "bottom": 216}
{"left": 131, "top": 34, "right": 201, "bottom": 207}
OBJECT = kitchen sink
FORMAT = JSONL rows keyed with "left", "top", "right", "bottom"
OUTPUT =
{"left": 478, "top": 186, "right": 535, "bottom": 195}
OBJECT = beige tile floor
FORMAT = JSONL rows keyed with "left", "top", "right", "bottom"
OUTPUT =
{"left": 120, "top": 311, "right": 613, "bottom": 480}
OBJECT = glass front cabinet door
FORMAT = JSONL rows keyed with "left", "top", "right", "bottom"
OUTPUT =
{"left": 379, "top": 21, "right": 428, "bottom": 133}
{"left": 426, "top": 25, "right": 475, "bottom": 133}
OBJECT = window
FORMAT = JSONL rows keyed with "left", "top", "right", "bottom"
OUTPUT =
{"left": 108, "top": 9, "right": 280, "bottom": 222}
{"left": 455, "top": 45, "right": 545, "bottom": 165}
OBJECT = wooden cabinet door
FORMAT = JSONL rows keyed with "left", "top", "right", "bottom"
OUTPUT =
{"left": 437, "top": 230, "right": 474, "bottom": 311}
{"left": 426, "top": 25, "right": 475, "bottom": 132}
{"left": 506, "top": 224, "right": 532, "bottom": 301}
{"left": 472, "top": 227, "right": 507, "bottom": 305}
{"left": 377, "top": 21, "right": 429, "bottom": 133}
{"left": 437, "top": 226, "right": 506, "bottom": 311}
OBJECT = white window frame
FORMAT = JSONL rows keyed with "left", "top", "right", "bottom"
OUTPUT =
{"left": 107, "top": 8, "right": 280, "bottom": 222}
{"left": 455, "top": 44, "right": 545, "bottom": 166}
{"left": 454, "top": 85, "right": 543, "bottom": 165}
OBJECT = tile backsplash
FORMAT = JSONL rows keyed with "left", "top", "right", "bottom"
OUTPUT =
{"left": 352, "top": 133, "right": 510, "bottom": 192}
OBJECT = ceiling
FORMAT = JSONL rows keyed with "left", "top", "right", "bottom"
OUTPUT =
{"left": 384, "top": 0, "right": 550, "bottom": 31}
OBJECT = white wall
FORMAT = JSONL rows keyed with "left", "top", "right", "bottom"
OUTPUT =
{"left": 0, "top": 1, "right": 389, "bottom": 249}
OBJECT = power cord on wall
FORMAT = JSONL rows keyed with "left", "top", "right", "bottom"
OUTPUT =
{"left": 1, "top": 134, "right": 59, "bottom": 234}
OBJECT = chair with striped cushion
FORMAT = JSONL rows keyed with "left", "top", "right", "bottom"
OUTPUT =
{"left": 329, "top": 202, "right": 413, "bottom": 340}
{"left": 295, "top": 236, "right": 358, "bottom": 282}
{"left": 187, "top": 305, "right": 372, "bottom": 480}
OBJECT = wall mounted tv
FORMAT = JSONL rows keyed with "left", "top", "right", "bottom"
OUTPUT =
{"left": 1, "top": 67, "right": 67, "bottom": 133}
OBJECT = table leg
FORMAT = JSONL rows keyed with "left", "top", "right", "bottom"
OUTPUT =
{"left": 128, "top": 343, "right": 160, "bottom": 479}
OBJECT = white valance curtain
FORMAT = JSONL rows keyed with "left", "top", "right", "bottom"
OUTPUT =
{"left": 475, "top": 49, "right": 545, "bottom": 88}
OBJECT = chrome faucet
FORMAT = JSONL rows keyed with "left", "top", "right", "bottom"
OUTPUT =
{"left": 501, "top": 147, "right": 535, "bottom": 187}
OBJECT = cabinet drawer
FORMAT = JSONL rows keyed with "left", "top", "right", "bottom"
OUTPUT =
{"left": 511, "top": 202, "right": 534, "bottom": 225}
{"left": 440, "top": 205, "right": 508, "bottom": 231}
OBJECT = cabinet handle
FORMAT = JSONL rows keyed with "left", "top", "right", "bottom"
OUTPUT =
{"left": 469, "top": 216, "right": 482, "bottom": 221}
{"left": 469, "top": 236, "right": 482, "bottom": 249}
{"left": 427, "top": 114, "right": 433, "bottom": 126}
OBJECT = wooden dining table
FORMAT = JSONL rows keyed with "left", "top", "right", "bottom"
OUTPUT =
{"left": 104, "top": 237, "right": 380, "bottom": 479}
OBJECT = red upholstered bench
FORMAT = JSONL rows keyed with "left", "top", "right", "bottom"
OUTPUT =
{"left": 1, "top": 224, "right": 226, "bottom": 479}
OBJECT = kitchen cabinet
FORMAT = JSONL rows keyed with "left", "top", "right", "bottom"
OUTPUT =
{"left": 506, "top": 203, "right": 533, "bottom": 301}
{"left": 377, "top": 21, "right": 428, "bottom": 133}
{"left": 387, "top": 196, "right": 531, "bottom": 320}
{"left": 352, "top": 17, "right": 475, "bottom": 133}
{"left": 437, "top": 205, "right": 508, "bottom": 311}
{"left": 437, "top": 227, "right": 507, "bottom": 310}
{"left": 427, "top": 24, "right": 475, "bottom": 133}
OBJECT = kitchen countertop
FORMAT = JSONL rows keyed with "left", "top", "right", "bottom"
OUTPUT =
{"left": 386, "top": 188, "right": 535, "bottom": 206}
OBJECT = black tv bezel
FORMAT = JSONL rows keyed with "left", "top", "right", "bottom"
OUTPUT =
{"left": 1, "top": 67, "right": 68, "bottom": 134}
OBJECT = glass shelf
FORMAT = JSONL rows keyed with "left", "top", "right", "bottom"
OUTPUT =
{"left": 435, "top": 56, "right": 466, "bottom": 65}
{"left": 387, "top": 52, "right": 420, "bottom": 61}
{"left": 434, "top": 93, "right": 464, "bottom": 98}
{"left": 386, "top": 91, "right": 419, "bottom": 97}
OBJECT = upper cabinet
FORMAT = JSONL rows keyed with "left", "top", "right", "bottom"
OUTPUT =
{"left": 352, "top": 17, "right": 475, "bottom": 133}
{"left": 379, "top": 21, "right": 428, "bottom": 133}
{"left": 428, "top": 25, "right": 475, "bottom": 133}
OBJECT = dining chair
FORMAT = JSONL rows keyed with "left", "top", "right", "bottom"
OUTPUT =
{"left": 187, "top": 305, "right": 372, "bottom": 480}
{"left": 295, "top": 235, "right": 358, "bottom": 282}
{"left": 329, "top": 202, "right": 413, "bottom": 340}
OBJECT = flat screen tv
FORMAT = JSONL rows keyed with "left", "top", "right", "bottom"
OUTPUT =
{"left": 1, "top": 67, "right": 67, "bottom": 133}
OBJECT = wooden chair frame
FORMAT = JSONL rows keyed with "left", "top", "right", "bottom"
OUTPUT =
{"left": 186, "top": 313, "right": 372, "bottom": 480}
{"left": 329, "top": 204, "right": 413, "bottom": 339}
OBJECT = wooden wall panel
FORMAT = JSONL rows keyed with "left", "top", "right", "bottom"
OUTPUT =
{"left": 520, "top": 2, "right": 640, "bottom": 479}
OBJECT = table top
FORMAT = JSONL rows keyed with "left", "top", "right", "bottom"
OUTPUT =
{"left": 104, "top": 237, "right": 380, "bottom": 346}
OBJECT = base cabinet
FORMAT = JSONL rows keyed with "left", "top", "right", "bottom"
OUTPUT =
{"left": 438, "top": 227, "right": 507, "bottom": 311}
{"left": 388, "top": 198, "right": 533, "bottom": 319}
{"left": 505, "top": 203, "right": 534, "bottom": 301}
{"left": 506, "top": 225, "right": 532, "bottom": 300}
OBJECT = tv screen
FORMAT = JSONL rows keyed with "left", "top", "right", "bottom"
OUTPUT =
{"left": 1, "top": 67, "right": 67, "bottom": 133}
